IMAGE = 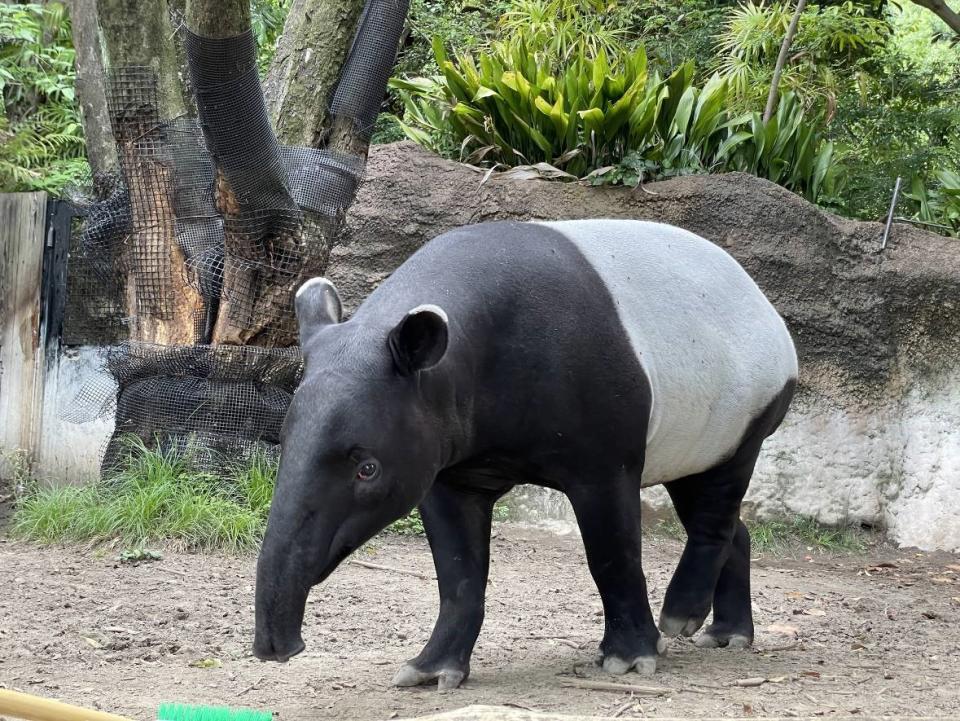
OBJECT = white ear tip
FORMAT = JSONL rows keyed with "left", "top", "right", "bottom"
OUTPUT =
{"left": 409, "top": 304, "right": 448, "bottom": 323}
{"left": 296, "top": 277, "right": 334, "bottom": 300}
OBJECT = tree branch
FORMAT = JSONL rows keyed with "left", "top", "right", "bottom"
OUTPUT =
{"left": 908, "top": 0, "right": 960, "bottom": 37}
{"left": 764, "top": 0, "right": 807, "bottom": 123}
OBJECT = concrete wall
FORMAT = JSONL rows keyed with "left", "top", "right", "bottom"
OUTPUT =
{"left": 34, "top": 346, "right": 115, "bottom": 483}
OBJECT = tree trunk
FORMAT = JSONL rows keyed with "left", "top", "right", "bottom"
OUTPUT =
{"left": 185, "top": 0, "right": 250, "bottom": 36}
{"left": 68, "top": 0, "right": 118, "bottom": 185}
{"left": 763, "top": 0, "right": 806, "bottom": 123}
{"left": 184, "top": 0, "right": 300, "bottom": 347}
{"left": 265, "top": 0, "right": 366, "bottom": 148}
{"left": 95, "top": 0, "right": 205, "bottom": 345}
{"left": 200, "top": 0, "right": 406, "bottom": 347}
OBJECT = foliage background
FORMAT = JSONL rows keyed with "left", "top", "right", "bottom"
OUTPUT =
{"left": 1, "top": 0, "right": 958, "bottom": 233}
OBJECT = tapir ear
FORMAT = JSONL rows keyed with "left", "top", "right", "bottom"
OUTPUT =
{"left": 388, "top": 305, "right": 449, "bottom": 376}
{"left": 295, "top": 278, "right": 342, "bottom": 338}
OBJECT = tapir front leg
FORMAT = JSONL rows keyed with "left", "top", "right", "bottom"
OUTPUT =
{"left": 393, "top": 479, "right": 506, "bottom": 691}
{"left": 567, "top": 474, "right": 666, "bottom": 676}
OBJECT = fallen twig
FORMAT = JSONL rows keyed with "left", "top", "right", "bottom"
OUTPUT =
{"left": 348, "top": 559, "right": 435, "bottom": 581}
{"left": 613, "top": 699, "right": 638, "bottom": 717}
{"left": 560, "top": 678, "right": 671, "bottom": 696}
{"left": 503, "top": 702, "right": 539, "bottom": 712}
{"left": 155, "top": 566, "right": 187, "bottom": 577}
{"left": 238, "top": 675, "right": 264, "bottom": 696}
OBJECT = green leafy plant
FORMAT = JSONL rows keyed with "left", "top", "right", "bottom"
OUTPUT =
{"left": 393, "top": 34, "right": 709, "bottom": 177}
{"left": 392, "top": 28, "right": 836, "bottom": 200}
{"left": 714, "top": 0, "right": 889, "bottom": 114}
{"left": 251, "top": 0, "right": 290, "bottom": 73}
{"left": 0, "top": 2, "right": 88, "bottom": 192}
{"left": 903, "top": 169, "right": 960, "bottom": 237}
{"left": 496, "top": 0, "right": 632, "bottom": 60}
{"left": 713, "top": 91, "right": 836, "bottom": 200}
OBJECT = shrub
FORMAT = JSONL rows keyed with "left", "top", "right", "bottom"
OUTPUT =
{"left": 0, "top": 2, "right": 87, "bottom": 192}
{"left": 391, "top": 32, "right": 836, "bottom": 200}
{"left": 903, "top": 170, "right": 960, "bottom": 237}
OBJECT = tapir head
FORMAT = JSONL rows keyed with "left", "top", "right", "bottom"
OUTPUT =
{"left": 253, "top": 278, "right": 449, "bottom": 663}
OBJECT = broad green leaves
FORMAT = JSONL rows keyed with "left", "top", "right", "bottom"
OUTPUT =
{"left": 390, "top": 29, "right": 838, "bottom": 201}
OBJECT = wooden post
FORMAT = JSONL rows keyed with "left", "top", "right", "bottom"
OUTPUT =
{"left": 0, "top": 192, "right": 48, "bottom": 476}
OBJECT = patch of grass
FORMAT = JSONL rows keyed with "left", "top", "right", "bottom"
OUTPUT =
{"left": 748, "top": 516, "right": 869, "bottom": 554}
{"left": 13, "top": 437, "right": 277, "bottom": 552}
{"left": 645, "top": 508, "right": 869, "bottom": 554}
{"left": 387, "top": 498, "right": 512, "bottom": 536}
{"left": 389, "top": 509, "right": 427, "bottom": 536}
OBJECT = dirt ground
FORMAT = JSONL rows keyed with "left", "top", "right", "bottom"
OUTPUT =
{"left": 1, "top": 522, "right": 959, "bottom": 721}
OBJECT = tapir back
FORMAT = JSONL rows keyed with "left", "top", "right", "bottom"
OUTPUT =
{"left": 535, "top": 220, "right": 797, "bottom": 485}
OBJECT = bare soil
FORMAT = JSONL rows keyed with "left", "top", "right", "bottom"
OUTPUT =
{"left": 1, "top": 523, "right": 959, "bottom": 720}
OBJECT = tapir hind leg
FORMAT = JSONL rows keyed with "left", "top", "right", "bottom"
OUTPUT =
{"left": 662, "top": 471, "right": 754, "bottom": 643}
{"left": 393, "top": 478, "right": 508, "bottom": 691}
{"left": 566, "top": 473, "right": 666, "bottom": 676}
{"left": 659, "top": 382, "right": 795, "bottom": 640}
{"left": 696, "top": 518, "right": 754, "bottom": 648}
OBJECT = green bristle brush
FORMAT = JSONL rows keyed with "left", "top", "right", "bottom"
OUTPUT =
{"left": 0, "top": 688, "right": 272, "bottom": 721}
{"left": 157, "top": 703, "right": 272, "bottom": 721}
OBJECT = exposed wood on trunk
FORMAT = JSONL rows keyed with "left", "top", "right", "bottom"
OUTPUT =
{"left": 68, "top": 0, "right": 118, "bottom": 183}
{"left": 185, "top": 0, "right": 304, "bottom": 347}
{"left": 0, "top": 193, "right": 48, "bottom": 474}
{"left": 204, "top": 0, "right": 368, "bottom": 347}
{"left": 96, "top": 0, "right": 204, "bottom": 345}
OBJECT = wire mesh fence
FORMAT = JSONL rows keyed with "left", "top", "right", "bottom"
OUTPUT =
{"left": 64, "top": 0, "right": 409, "bottom": 474}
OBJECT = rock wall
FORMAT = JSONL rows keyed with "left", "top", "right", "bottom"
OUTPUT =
{"left": 329, "top": 142, "right": 960, "bottom": 552}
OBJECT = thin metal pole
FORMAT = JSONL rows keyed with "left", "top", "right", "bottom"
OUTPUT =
{"left": 881, "top": 176, "right": 902, "bottom": 252}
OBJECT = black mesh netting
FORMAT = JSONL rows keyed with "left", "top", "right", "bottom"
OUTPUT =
{"left": 64, "top": 0, "right": 409, "bottom": 474}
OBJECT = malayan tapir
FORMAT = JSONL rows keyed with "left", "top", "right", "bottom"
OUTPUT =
{"left": 253, "top": 219, "right": 798, "bottom": 689}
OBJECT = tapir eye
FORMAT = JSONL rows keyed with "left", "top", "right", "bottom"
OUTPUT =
{"left": 356, "top": 460, "right": 380, "bottom": 481}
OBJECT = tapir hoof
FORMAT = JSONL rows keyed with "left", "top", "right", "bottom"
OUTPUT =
{"left": 658, "top": 611, "right": 709, "bottom": 638}
{"left": 597, "top": 636, "right": 667, "bottom": 677}
{"left": 393, "top": 662, "right": 466, "bottom": 691}
{"left": 695, "top": 627, "right": 753, "bottom": 649}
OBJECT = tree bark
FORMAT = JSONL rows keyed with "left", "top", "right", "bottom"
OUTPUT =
{"left": 68, "top": 0, "right": 118, "bottom": 184}
{"left": 264, "top": 0, "right": 366, "bottom": 147}
{"left": 763, "top": 0, "right": 806, "bottom": 123}
{"left": 185, "top": 0, "right": 250, "bottom": 36}
{"left": 97, "top": 0, "right": 185, "bottom": 120}
{"left": 96, "top": 0, "right": 205, "bottom": 345}
{"left": 185, "top": 0, "right": 306, "bottom": 347}
{"left": 908, "top": 0, "right": 960, "bottom": 38}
